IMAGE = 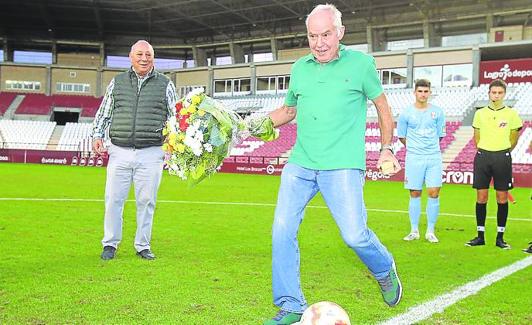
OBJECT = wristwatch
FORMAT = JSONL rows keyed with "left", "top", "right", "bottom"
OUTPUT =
{"left": 380, "top": 144, "right": 394, "bottom": 154}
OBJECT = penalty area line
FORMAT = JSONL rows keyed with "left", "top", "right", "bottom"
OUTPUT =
{"left": 379, "top": 255, "right": 532, "bottom": 325}
{"left": 0, "top": 197, "right": 530, "bottom": 222}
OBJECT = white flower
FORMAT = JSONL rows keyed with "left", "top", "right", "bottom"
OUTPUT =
{"left": 193, "top": 130, "right": 204, "bottom": 142}
{"left": 184, "top": 134, "right": 198, "bottom": 148}
{"left": 184, "top": 130, "right": 203, "bottom": 156}
{"left": 170, "top": 163, "right": 179, "bottom": 172}
{"left": 168, "top": 116, "right": 177, "bottom": 130}
{"left": 203, "top": 143, "right": 213, "bottom": 152}
{"left": 186, "top": 121, "right": 200, "bottom": 136}
{"left": 191, "top": 145, "right": 203, "bottom": 156}
{"left": 183, "top": 120, "right": 205, "bottom": 157}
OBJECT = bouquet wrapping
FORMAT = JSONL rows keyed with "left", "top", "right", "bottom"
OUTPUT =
{"left": 163, "top": 88, "right": 279, "bottom": 186}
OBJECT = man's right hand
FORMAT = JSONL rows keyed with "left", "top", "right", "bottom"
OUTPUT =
{"left": 268, "top": 105, "right": 296, "bottom": 127}
{"left": 92, "top": 138, "right": 106, "bottom": 154}
{"left": 245, "top": 116, "right": 279, "bottom": 142}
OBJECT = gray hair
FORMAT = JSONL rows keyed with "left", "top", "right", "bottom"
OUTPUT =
{"left": 305, "top": 3, "right": 343, "bottom": 35}
{"left": 130, "top": 40, "right": 154, "bottom": 55}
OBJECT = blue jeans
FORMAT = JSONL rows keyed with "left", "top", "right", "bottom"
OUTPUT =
{"left": 272, "top": 163, "right": 394, "bottom": 313}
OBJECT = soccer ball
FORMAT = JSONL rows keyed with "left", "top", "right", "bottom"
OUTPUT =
{"left": 297, "top": 301, "right": 351, "bottom": 325}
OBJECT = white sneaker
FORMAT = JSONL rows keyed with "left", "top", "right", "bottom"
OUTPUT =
{"left": 403, "top": 232, "right": 420, "bottom": 241}
{"left": 425, "top": 233, "right": 439, "bottom": 243}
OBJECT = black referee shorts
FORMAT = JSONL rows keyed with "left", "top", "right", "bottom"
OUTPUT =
{"left": 473, "top": 148, "right": 513, "bottom": 191}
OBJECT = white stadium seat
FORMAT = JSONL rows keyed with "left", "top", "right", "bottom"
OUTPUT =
{"left": 0, "top": 120, "right": 56, "bottom": 149}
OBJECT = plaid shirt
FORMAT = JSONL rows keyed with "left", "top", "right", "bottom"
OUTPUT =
{"left": 91, "top": 68, "right": 178, "bottom": 139}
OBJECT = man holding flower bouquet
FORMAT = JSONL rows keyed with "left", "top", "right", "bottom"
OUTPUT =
{"left": 91, "top": 40, "right": 178, "bottom": 261}
{"left": 262, "top": 4, "right": 402, "bottom": 324}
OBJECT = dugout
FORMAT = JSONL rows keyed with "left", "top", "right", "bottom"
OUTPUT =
{"left": 51, "top": 107, "right": 80, "bottom": 125}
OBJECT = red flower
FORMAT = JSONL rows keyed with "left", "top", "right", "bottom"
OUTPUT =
{"left": 178, "top": 114, "right": 190, "bottom": 131}
{"left": 176, "top": 102, "right": 184, "bottom": 114}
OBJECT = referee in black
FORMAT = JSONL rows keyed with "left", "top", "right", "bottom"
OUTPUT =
{"left": 465, "top": 79, "right": 523, "bottom": 249}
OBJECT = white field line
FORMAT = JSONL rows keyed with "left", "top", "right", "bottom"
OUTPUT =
{"left": 0, "top": 197, "right": 530, "bottom": 222}
{"left": 380, "top": 255, "right": 532, "bottom": 325}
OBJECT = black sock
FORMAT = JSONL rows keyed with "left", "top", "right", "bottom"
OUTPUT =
{"left": 476, "top": 202, "right": 487, "bottom": 239}
{"left": 496, "top": 202, "right": 508, "bottom": 240}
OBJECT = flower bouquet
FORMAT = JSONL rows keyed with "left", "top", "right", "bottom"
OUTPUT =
{"left": 163, "top": 88, "right": 279, "bottom": 186}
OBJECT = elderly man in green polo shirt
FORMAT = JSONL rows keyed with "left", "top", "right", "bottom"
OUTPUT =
{"left": 466, "top": 79, "right": 523, "bottom": 250}
{"left": 261, "top": 4, "right": 402, "bottom": 325}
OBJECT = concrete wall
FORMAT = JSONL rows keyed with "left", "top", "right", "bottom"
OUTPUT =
{"left": 256, "top": 62, "right": 292, "bottom": 76}
{"left": 277, "top": 48, "right": 309, "bottom": 61}
{"left": 0, "top": 65, "right": 47, "bottom": 93}
{"left": 489, "top": 25, "right": 524, "bottom": 42}
{"left": 413, "top": 49, "right": 472, "bottom": 66}
{"left": 57, "top": 53, "right": 100, "bottom": 67}
{"left": 175, "top": 69, "right": 209, "bottom": 88}
{"left": 51, "top": 67, "right": 98, "bottom": 96}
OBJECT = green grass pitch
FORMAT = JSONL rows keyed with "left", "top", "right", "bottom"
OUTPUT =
{"left": 0, "top": 163, "right": 530, "bottom": 324}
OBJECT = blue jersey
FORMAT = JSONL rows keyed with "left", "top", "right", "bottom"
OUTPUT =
{"left": 397, "top": 104, "right": 445, "bottom": 156}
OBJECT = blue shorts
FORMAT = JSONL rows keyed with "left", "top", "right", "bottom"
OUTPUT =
{"left": 404, "top": 154, "right": 443, "bottom": 190}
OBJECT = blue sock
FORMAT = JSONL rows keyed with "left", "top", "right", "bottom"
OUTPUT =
{"left": 426, "top": 197, "right": 440, "bottom": 233}
{"left": 409, "top": 197, "right": 421, "bottom": 232}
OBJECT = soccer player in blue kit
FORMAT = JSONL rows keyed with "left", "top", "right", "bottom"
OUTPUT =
{"left": 397, "top": 79, "right": 445, "bottom": 243}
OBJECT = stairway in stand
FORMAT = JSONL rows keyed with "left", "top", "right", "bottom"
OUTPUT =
{"left": 442, "top": 126, "right": 474, "bottom": 169}
{"left": 46, "top": 125, "right": 65, "bottom": 150}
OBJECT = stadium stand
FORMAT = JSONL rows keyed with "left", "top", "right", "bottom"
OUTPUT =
{"left": 57, "top": 122, "right": 93, "bottom": 151}
{"left": 16, "top": 94, "right": 54, "bottom": 115}
{"left": 215, "top": 89, "right": 479, "bottom": 118}
{"left": 79, "top": 97, "right": 104, "bottom": 117}
{"left": 212, "top": 85, "right": 530, "bottom": 120}
{"left": 15, "top": 94, "right": 102, "bottom": 117}
{"left": 216, "top": 94, "right": 285, "bottom": 115}
{"left": 228, "top": 121, "right": 462, "bottom": 167}
{"left": 368, "top": 87, "right": 486, "bottom": 118}
{"left": 0, "top": 120, "right": 56, "bottom": 149}
{"left": 513, "top": 82, "right": 532, "bottom": 116}
{"left": 447, "top": 121, "right": 532, "bottom": 171}
{"left": 230, "top": 123, "right": 296, "bottom": 158}
{"left": 0, "top": 91, "right": 525, "bottom": 166}
{"left": 0, "top": 92, "right": 17, "bottom": 116}
{"left": 512, "top": 121, "right": 532, "bottom": 164}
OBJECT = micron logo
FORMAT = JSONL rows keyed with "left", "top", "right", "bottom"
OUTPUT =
{"left": 442, "top": 171, "right": 474, "bottom": 184}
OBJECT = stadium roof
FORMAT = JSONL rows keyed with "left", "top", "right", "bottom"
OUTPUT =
{"left": 1, "top": 0, "right": 531, "bottom": 56}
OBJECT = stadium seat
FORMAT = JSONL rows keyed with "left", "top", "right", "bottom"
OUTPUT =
{"left": 0, "top": 92, "right": 18, "bottom": 116}
{"left": 0, "top": 119, "right": 56, "bottom": 149}
{"left": 15, "top": 93, "right": 102, "bottom": 117}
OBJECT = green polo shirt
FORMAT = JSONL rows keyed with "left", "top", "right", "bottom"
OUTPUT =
{"left": 472, "top": 106, "right": 522, "bottom": 151}
{"left": 285, "top": 44, "right": 383, "bottom": 170}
